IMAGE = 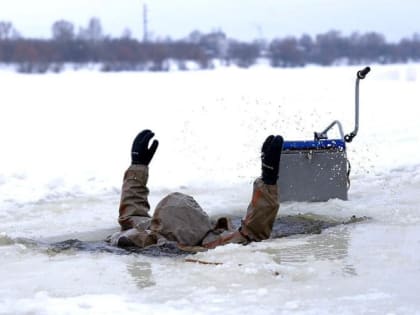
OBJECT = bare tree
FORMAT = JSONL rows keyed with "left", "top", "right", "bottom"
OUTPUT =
{"left": 0, "top": 21, "right": 20, "bottom": 40}
{"left": 78, "top": 17, "right": 103, "bottom": 42}
{"left": 121, "top": 28, "right": 132, "bottom": 39}
{"left": 228, "top": 41, "right": 260, "bottom": 68}
{"left": 52, "top": 20, "right": 75, "bottom": 41}
{"left": 269, "top": 37, "right": 304, "bottom": 67}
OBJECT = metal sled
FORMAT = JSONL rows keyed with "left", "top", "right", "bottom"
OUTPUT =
{"left": 278, "top": 67, "right": 371, "bottom": 202}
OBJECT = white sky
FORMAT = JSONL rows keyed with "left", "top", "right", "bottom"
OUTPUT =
{"left": 0, "top": 0, "right": 419, "bottom": 41}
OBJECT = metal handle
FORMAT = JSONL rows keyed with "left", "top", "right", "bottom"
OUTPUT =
{"left": 344, "top": 67, "right": 371, "bottom": 143}
{"left": 357, "top": 67, "right": 371, "bottom": 79}
{"left": 314, "top": 120, "right": 345, "bottom": 141}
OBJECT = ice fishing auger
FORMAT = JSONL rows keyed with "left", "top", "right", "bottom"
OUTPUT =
{"left": 278, "top": 67, "right": 371, "bottom": 202}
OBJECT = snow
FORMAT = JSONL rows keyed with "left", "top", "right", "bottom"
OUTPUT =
{"left": 1, "top": 64, "right": 420, "bottom": 314}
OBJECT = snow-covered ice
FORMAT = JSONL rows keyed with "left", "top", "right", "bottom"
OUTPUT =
{"left": 1, "top": 64, "right": 420, "bottom": 314}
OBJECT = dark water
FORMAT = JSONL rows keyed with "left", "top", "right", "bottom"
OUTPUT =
{"left": 43, "top": 214, "right": 368, "bottom": 257}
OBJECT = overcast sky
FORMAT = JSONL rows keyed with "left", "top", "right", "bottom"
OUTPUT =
{"left": 0, "top": 0, "right": 418, "bottom": 41}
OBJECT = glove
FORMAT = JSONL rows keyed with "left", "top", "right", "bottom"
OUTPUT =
{"left": 261, "top": 135, "right": 284, "bottom": 185}
{"left": 131, "top": 130, "right": 159, "bottom": 165}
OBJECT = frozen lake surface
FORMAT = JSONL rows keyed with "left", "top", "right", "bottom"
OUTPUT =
{"left": 1, "top": 64, "right": 420, "bottom": 314}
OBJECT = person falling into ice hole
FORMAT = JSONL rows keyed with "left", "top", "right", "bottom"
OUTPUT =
{"left": 108, "top": 129, "right": 283, "bottom": 251}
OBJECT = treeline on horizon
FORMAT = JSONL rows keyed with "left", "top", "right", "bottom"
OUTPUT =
{"left": 1, "top": 18, "right": 420, "bottom": 73}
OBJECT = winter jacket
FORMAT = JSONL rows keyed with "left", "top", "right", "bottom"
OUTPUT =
{"left": 108, "top": 164, "right": 279, "bottom": 251}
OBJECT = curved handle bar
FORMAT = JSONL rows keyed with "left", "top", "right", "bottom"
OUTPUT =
{"left": 357, "top": 67, "right": 371, "bottom": 79}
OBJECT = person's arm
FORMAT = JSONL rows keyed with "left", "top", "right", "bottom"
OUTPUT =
{"left": 117, "top": 130, "right": 159, "bottom": 231}
{"left": 240, "top": 135, "right": 283, "bottom": 241}
{"left": 118, "top": 164, "right": 152, "bottom": 230}
{"left": 202, "top": 135, "right": 284, "bottom": 248}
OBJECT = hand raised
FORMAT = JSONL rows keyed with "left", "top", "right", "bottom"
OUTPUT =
{"left": 261, "top": 135, "right": 284, "bottom": 185}
{"left": 131, "top": 130, "right": 159, "bottom": 165}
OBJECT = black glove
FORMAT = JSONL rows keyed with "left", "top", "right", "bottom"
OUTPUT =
{"left": 261, "top": 135, "right": 284, "bottom": 185}
{"left": 131, "top": 130, "right": 159, "bottom": 165}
